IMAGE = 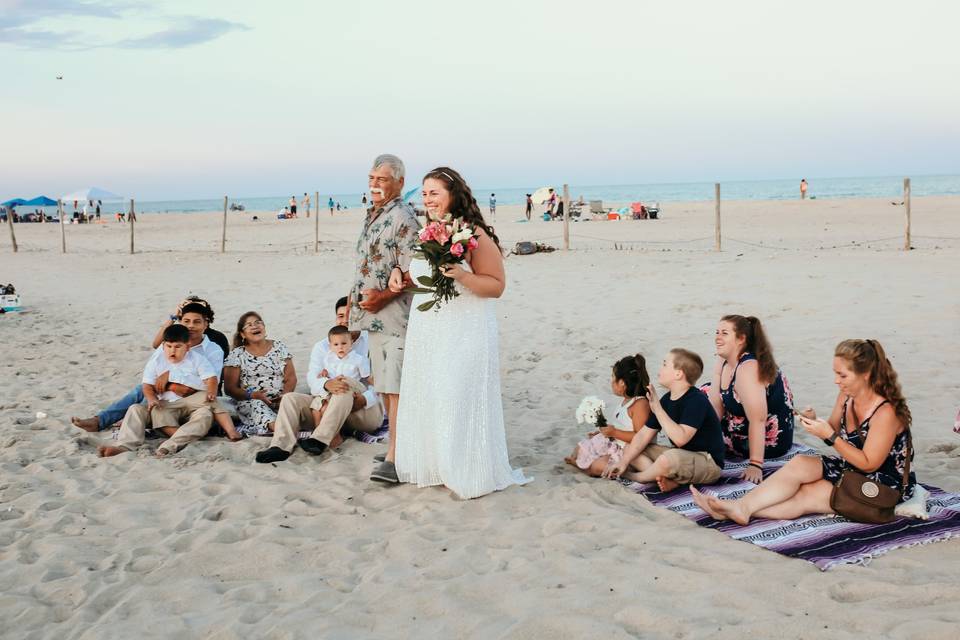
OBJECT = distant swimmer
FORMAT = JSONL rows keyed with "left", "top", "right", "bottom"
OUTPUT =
{"left": 800, "top": 179, "right": 808, "bottom": 200}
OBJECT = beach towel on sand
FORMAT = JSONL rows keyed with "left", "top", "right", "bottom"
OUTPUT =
{"left": 624, "top": 444, "right": 960, "bottom": 570}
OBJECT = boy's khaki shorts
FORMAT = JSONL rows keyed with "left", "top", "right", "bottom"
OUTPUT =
{"left": 642, "top": 443, "right": 723, "bottom": 485}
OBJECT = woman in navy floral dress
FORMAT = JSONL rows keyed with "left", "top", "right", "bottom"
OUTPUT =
{"left": 707, "top": 315, "right": 795, "bottom": 484}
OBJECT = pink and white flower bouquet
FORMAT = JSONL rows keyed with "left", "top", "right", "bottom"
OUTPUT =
{"left": 408, "top": 214, "right": 479, "bottom": 312}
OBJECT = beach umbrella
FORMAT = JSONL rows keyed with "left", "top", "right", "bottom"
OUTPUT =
{"left": 2, "top": 198, "right": 26, "bottom": 207}
{"left": 531, "top": 187, "right": 554, "bottom": 204}
{"left": 61, "top": 186, "right": 123, "bottom": 202}
{"left": 23, "top": 196, "right": 58, "bottom": 207}
{"left": 402, "top": 186, "right": 420, "bottom": 202}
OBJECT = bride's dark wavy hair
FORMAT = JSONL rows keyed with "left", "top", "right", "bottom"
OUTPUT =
{"left": 423, "top": 166, "right": 501, "bottom": 251}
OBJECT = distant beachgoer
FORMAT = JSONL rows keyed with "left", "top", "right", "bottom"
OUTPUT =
{"left": 329, "top": 196, "right": 335, "bottom": 215}
{"left": 289, "top": 196, "right": 297, "bottom": 217}
{"left": 800, "top": 179, "right": 808, "bottom": 200}
{"left": 361, "top": 193, "right": 368, "bottom": 206}
{"left": 555, "top": 198, "right": 564, "bottom": 220}
{"left": 95, "top": 201, "right": 101, "bottom": 220}
{"left": 336, "top": 202, "right": 341, "bottom": 211}
{"left": 82, "top": 202, "right": 88, "bottom": 222}
{"left": 565, "top": 354, "right": 651, "bottom": 477}
{"left": 545, "top": 189, "right": 557, "bottom": 219}
{"left": 525, "top": 194, "right": 532, "bottom": 221}
{"left": 489, "top": 193, "right": 496, "bottom": 218}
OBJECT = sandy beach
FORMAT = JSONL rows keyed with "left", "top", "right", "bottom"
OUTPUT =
{"left": 2, "top": 196, "right": 960, "bottom": 639}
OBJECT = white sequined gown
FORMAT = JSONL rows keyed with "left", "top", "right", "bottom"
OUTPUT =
{"left": 395, "top": 257, "right": 531, "bottom": 499}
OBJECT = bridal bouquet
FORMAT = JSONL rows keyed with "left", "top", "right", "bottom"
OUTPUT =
{"left": 408, "top": 214, "right": 479, "bottom": 312}
{"left": 575, "top": 396, "right": 608, "bottom": 429}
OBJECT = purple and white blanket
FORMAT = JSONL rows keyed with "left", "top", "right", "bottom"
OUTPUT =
{"left": 624, "top": 444, "right": 960, "bottom": 570}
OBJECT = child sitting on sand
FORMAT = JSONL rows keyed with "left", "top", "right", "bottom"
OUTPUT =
{"left": 565, "top": 354, "right": 651, "bottom": 477}
{"left": 603, "top": 348, "right": 726, "bottom": 492}
{"left": 311, "top": 325, "right": 371, "bottom": 431}
{"left": 99, "top": 325, "right": 223, "bottom": 458}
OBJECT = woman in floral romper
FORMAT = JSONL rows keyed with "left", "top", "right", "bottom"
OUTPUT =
{"left": 222, "top": 312, "right": 297, "bottom": 437}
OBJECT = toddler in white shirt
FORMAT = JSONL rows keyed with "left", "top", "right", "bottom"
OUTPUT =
{"left": 312, "top": 325, "right": 370, "bottom": 427}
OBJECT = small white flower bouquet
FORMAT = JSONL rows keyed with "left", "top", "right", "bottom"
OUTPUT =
{"left": 575, "top": 395, "right": 608, "bottom": 428}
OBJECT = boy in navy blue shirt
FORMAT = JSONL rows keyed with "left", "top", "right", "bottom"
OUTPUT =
{"left": 604, "top": 348, "right": 725, "bottom": 491}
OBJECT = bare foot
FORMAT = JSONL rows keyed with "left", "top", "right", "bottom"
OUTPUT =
{"left": 656, "top": 476, "right": 680, "bottom": 492}
{"left": 563, "top": 455, "right": 576, "bottom": 466}
{"left": 156, "top": 447, "right": 172, "bottom": 458}
{"left": 690, "top": 486, "right": 727, "bottom": 521}
{"left": 97, "top": 445, "right": 126, "bottom": 457}
{"left": 224, "top": 430, "right": 243, "bottom": 442}
{"left": 701, "top": 491, "right": 751, "bottom": 526}
{"left": 72, "top": 416, "right": 100, "bottom": 432}
{"left": 329, "top": 432, "right": 344, "bottom": 449}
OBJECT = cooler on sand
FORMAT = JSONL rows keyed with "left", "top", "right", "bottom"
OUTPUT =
{"left": 1, "top": 293, "right": 21, "bottom": 312}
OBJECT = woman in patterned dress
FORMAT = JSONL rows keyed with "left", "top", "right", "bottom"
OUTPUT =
{"left": 222, "top": 312, "right": 297, "bottom": 437}
{"left": 707, "top": 315, "right": 795, "bottom": 484}
{"left": 692, "top": 339, "right": 914, "bottom": 525}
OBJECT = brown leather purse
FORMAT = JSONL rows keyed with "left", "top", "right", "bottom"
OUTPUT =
{"left": 828, "top": 408, "right": 912, "bottom": 524}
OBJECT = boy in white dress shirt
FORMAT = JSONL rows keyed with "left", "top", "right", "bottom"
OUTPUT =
{"left": 311, "top": 325, "right": 370, "bottom": 429}
{"left": 99, "top": 325, "right": 219, "bottom": 458}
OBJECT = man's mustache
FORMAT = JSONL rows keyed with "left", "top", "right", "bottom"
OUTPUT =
{"left": 370, "top": 188, "right": 384, "bottom": 196}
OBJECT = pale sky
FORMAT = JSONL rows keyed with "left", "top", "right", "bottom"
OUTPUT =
{"left": 2, "top": 0, "right": 958, "bottom": 200}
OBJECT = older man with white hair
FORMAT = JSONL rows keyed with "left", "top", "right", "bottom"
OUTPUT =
{"left": 350, "top": 154, "right": 420, "bottom": 484}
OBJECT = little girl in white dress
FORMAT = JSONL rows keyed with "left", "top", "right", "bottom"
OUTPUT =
{"left": 566, "top": 354, "right": 651, "bottom": 477}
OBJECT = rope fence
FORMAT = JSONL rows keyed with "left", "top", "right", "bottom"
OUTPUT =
{"left": 4, "top": 179, "right": 958, "bottom": 256}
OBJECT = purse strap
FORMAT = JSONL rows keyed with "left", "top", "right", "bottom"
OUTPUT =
{"left": 839, "top": 398, "right": 913, "bottom": 496}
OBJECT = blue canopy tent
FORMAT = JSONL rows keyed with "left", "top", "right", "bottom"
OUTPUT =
{"left": 2, "top": 198, "right": 26, "bottom": 207}
{"left": 23, "top": 196, "right": 58, "bottom": 207}
{"left": 402, "top": 186, "right": 419, "bottom": 202}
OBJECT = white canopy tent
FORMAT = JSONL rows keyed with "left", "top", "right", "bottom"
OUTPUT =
{"left": 61, "top": 187, "right": 124, "bottom": 202}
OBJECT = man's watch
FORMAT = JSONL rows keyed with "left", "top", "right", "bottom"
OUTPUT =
{"left": 823, "top": 431, "right": 839, "bottom": 447}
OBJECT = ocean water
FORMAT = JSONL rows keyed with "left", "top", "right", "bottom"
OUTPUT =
{"left": 32, "top": 174, "right": 960, "bottom": 214}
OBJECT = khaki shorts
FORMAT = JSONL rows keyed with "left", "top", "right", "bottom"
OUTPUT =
{"left": 642, "top": 443, "right": 723, "bottom": 485}
{"left": 368, "top": 332, "right": 405, "bottom": 395}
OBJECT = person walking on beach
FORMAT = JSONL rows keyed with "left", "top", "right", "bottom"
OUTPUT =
{"left": 489, "top": 193, "right": 496, "bottom": 219}
{"left": 289, "top": 196, "right": 298, "bottom": 217}
{"left": 303, "top": 192, "right": 311, "bottom": 217}
{"left": 351, "top": 154, "right": 420, "bottom": 484}
{"left": 800, "top": 179, "right": 808, "bottom": 200}
{"left": 328, "top": 196, "right": 335, "bottom": 215}
{"left": 525, "top": 194, "right": 533, "bottom": 221}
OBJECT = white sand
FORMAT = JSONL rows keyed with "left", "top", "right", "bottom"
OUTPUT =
{"left": 2, "top": 197, "right": 960, "bottom": 639}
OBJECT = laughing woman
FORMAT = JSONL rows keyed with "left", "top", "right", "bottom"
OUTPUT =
{"left": 707, "top": 315, "right": 795, "bottom": 483}
{"left": 222, "top": 312, "right": 297, "bottom": 437}
{"left": 693, "top": 339, "right": 914, "bottom": 525}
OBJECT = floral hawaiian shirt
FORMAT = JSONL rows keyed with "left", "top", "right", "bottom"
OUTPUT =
{"left": 349, "top": 197, "right": 420, "bottom": 337}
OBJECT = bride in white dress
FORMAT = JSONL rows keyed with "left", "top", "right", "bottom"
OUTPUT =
{"left": 388, "top": 167, "right": 531, "bottom": 499}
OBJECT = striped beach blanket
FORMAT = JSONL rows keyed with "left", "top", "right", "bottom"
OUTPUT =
{"left": 624, "top": 445, "right": 960, "bottom": 570}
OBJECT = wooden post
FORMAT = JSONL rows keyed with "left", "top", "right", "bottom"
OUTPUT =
{"left": 562, "top": 184, "right": 571, "bottom": 250}
{"left": 714, "top": 183, "right": 721, "bottom": 251}
{"left": 221, "top": 196, "right": 228, "bottom": 253}
{"left": 58, "top": 199, "right": 66, "bottom": 253}
{"left": 314, "top": 191, "right": 320, "bottom": 253}
{"left": 903, "top": 177, "right": 911, "bottom": 250}
{"left": 129, "top": 199, "right": 135, "bottom": 254}
{"left": 5, "top": 205, "right": 17, "bottom": 253}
